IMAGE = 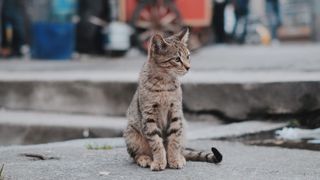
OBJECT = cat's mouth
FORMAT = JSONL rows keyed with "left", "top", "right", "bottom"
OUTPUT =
{"left": 177, "top": 69, "right": 189, "bottom": 76}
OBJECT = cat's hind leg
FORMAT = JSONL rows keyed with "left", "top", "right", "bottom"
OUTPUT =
{"left": 124, "top": 125, "right": 152, "bottom": 167}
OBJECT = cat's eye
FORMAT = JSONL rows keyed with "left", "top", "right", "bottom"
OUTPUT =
{"left": 175, "top": 57, "right": 181, "bottom": 62}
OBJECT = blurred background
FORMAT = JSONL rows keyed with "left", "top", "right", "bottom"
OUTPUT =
{"left": 0, "top": 0, "right": 320, "bottom": 58}
{"left": 0, "top": 0, "right": 320, "bottom": 151}
{"left": 1, "top": 1, "right": 320, "bottom": 179}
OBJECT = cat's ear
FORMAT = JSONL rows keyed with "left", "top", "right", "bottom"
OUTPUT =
{"left": 151, "top": 34, "right": 168, "bottom": 53}
{"left": 176, "top": 27, "right": 189, "bottom": 45}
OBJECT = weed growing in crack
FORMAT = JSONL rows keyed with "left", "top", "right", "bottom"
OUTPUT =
{"left": 86, "top": 144, "right": 113, "bottom": 150}
{"left": 0, "top": 164, "right": 4, "bottom": 180}
{"left": 288, "top": 119, "right": 301, "bottom": 127}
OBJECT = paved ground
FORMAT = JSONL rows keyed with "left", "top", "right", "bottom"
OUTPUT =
{"left": 0, "top": 138, "right": 319, "bottom": 180}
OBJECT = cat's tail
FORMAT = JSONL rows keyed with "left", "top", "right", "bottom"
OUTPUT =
{"left": 182, "top": 147, "right": 222, "bottom": 164}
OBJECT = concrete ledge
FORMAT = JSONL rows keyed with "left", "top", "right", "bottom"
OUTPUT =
{"left": 0, "top": 110, "right": 126, "bottom": 145}
{"left": 0, "top": 110, "right": 287, "bottom": 145}
{"left": 0, "top": 80, "right": 137, "bottom": 116}
{"left": 0, "top": 78, "right": 319, "bottom": 121}
{"left": 183, "top": 81, "right": 320, "bottom": 120}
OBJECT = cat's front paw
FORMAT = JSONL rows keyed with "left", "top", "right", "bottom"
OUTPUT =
{"left": 150, "top": 160, "right": 167, "bottom": 171}
{"left": 136, "top": 155, "right": 152, "bottom": 168}
{"left": 168, "top": 155, "right": 186, "bottom": 169}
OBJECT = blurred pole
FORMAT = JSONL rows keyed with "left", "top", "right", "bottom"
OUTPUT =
{"left": 76, "top": 0, "right": 108, "bottom": 54}
{"left": 109, "top": 0, "right": 118, "bottom": 21}
{"left": 213, "top": 0, "right": 227, "bottom": 43}
{"left": 0, "top": 0, "right": 2, "bottom": 48}
{"left": 313, "top": 0, "right": 320, "bottom": 41}
{"left": 1, "top": 0, "right": 28, "bottom": 56}
{"left": 265, "top": 0, "right": 281, "bottom": 40}
{"left": 232, "top": 0, "right": 250, "bottom": 44}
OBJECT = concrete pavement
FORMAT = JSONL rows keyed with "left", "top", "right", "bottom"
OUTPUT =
{"left": 0, "top": 138, "right": 319, "bottom": 180}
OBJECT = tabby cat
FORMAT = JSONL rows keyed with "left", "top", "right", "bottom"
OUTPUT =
{"left": 123, "top": 28, "right": 222, "bottom": 171}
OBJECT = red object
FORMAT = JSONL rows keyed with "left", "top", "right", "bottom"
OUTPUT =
{"left": 119, "top": 0, "right": 212, "bottom": 27}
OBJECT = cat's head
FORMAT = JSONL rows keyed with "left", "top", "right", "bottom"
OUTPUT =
{"left": 149, "top": 28, "right": 191, "bottom": 76}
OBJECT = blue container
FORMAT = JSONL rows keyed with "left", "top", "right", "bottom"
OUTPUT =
{"left": 31, "top": 22, "right": 75, "bottom": 59}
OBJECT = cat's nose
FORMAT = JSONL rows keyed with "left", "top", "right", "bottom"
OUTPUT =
{"left": 185, "top": 66, "right": 190, "bottom": 71}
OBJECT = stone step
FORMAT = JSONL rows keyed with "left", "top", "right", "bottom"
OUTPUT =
{"left": 0, "top": 110, "right": 287, "bottom": 146}
{"left": 0, "top": 72, "right": 319, "bottom": 122}
{"left": 1, "top": 44, "right": 320, "bottom": 124}
{"left": 0, "top": 110, "right": 126, "bottom": 145}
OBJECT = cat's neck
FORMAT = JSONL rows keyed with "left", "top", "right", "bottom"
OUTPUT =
{"left": 140, "top": 61, "right": 180, "bottom": 91}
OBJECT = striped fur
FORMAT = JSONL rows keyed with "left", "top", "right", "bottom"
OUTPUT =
{"left": 123, "top": 28, "right": 222, "bottom": 171}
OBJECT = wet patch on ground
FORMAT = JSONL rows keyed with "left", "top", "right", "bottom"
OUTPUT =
{"left": 217, "top": 127, "right": 320, "bottom": 151}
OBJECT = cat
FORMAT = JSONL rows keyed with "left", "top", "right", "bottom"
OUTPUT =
{"left": 123, "top": 28, "right": 222, "bottom": 171}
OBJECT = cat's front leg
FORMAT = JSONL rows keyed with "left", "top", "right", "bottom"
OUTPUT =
{"left": 166, "top": 110, "right": 186, "bottom": 169}
{"left": 142, "top": 113, "right": 167, "bottom": 171}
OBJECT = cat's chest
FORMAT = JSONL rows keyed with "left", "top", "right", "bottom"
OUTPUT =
{"left": 153, "top": 91, "right": 180, "bottom": 128}
{"left": 154, "top": 90, "right": 181, "bottom": 107}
